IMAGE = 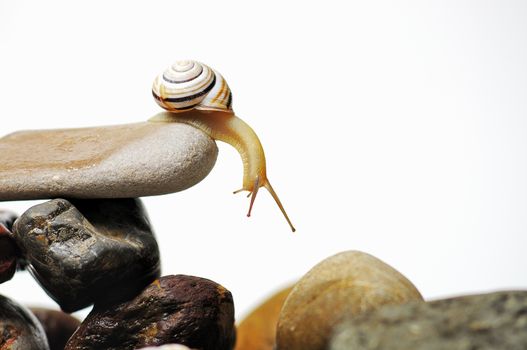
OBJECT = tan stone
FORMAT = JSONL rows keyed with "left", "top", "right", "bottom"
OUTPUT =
{"left": 235, "top": 285, "right": 294, "bottom": 350}
{"left": 0, "top": 122, "right": 217, "bottom": 200}
{"left": 275, "top": 251, "right": 423, "bottom": 350}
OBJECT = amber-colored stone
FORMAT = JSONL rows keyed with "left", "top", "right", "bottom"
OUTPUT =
{"left": 276, "top": 251, "right": 423, "bottom": 350}
{"left": 235, "top": 285, "right": 293, "bottom": 350}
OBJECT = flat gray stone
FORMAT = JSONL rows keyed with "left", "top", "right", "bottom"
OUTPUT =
{"left": 0, "top": 122, "right": 217, "bottom": 200}
{"left": 330, "top": 290, "right": 527, "bottom": 350}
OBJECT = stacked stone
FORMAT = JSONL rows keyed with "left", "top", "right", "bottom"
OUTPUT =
{"left": 1, "top": 122, "right": 526, "bottom": 349}
{"left": 0, "top": 123, "right": 235, "bottom": 349}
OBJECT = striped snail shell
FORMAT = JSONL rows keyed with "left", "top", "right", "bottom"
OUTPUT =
{"left": 152, "top": 60, "right": 233, "bottom": 112}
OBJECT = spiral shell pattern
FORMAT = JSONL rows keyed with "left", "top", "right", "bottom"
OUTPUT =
{"left": 152, "top": 60, "right": 233, "bottom": 112}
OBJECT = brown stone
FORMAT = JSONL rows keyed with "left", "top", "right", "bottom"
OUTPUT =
{"left": 30, "top": 308, "right": 80, "bottom": 350}
{"left": 0, "top": 122, "right": 217, "bottom": 200}
{"left": 235, "top": 285, "right": 293, "bottom": 350}
{"left": 65, "top": 275, "right": 235, "bottom": 350}
{"left": 275, "top": 251, "right": 423, "bottom": 350}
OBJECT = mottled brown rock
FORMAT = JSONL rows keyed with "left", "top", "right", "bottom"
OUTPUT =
{"left": 65, "top": 275, "right": 235, "bottom": 350}
{"left": 276, "top": 251, "right": 423, "bottom": 350}
{"left": 0, "top": 294, "right": 49, "bottom": 350}
{"left": 0, "top": 122, "right": 217, "bottom": 200}
{"left": 235, "top": 285, "right": 293, "bottom": 350}
{"left": 30, "top": 308, "right": 81, "bottom": 350}
{"left": 330, "top": 290, "right": 527, "bottom": 350}
{"left": 0, "top": 210, "right": 18, "bottom": 284}
{"left": 13, "top": 198, "right": 160, "bottom": 312}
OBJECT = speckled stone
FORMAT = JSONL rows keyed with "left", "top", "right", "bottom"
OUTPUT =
{"left": 0, "top": 294, "right": 49, "bottom": 350}
{"left": 235, "top": 285, "right": 294, "bottom": 350}
{"left": 0, "top": 122, "right": 217, "bottom": 200}
{"left": 276, "top": 251, "right": 423, "bottom": 350}
{"left": 65, "top": 275, "right": 235, "bottom": 350}
{"left": 330, "top": 291, "right": 527, "bottom": 350}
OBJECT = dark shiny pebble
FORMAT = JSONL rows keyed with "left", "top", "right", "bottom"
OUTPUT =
{"left": 0, "top": 210, "right": 19, "bottom": 283}
{"left": 0, "top": 294, "right": 49, "bottom": 350}
{"left": 66, "top": 275, "right": 236, "bottom": 350}
{"left": 12, "top": 198, "right": 161, "bottom": 312}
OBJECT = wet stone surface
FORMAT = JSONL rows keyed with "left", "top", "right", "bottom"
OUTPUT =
{"left": 30, "top": 308, "right": 81, "bottom": 350}
{"left": 12, "top": 198, "right": 161, "bottom": 312}
{"left": 66, "top": 275, "right": 236, "bottom": 350}
{"left": 0, "top": 294, "right": 49, "bottom": 350}
{"left": 330, "top": 290, "right": 527, "bottom": 350}
{"left": 235, "top": 285, "right": 293, "bottom": 350}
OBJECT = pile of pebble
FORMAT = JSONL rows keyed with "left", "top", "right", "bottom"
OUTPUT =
{"left": 0, "top": 119, "right": 526, "bottom": 350}
{"left": 0, "top": 122, "right": 232, "bottom": 350}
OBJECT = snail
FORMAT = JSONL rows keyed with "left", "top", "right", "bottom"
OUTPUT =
{"left": 149, "top": 60, "right": 295, "bottom": 232}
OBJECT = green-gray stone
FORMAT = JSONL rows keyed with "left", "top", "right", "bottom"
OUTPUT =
{"left": 330, "top": 291, "right": 527, "bottom": 350}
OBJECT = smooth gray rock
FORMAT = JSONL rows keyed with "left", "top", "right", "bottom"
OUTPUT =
{"left": 330, "top": 290, "right": 527, "bottom": 350}
{"left": 0, "top": 122, "right": 217, "bottom": 200}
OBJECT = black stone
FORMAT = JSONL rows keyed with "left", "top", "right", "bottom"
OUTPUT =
{"left": 13, "top": 198, "right": 161, "bottom": 312}
{"left": 0, "top": 294, "right": 49, "bottom": 350}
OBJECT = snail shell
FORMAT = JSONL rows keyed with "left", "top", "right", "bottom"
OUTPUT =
{"left": 152, "top": 60, "right": 232, "bottom": 112}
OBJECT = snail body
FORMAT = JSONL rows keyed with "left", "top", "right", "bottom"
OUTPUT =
{"left": 150, "top": 60, "right": 295, "bottom": 232}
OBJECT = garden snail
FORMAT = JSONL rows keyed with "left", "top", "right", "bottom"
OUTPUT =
{"left": 149, "top": 60, "right": 295, "bottom": 232}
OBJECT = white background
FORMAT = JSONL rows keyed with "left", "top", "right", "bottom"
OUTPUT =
{"left": 1, "top": 1, "right": 526, "bottom": 321}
